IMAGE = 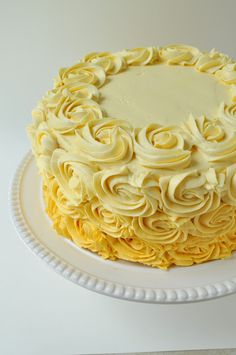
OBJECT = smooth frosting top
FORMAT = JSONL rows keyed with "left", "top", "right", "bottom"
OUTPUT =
{"left": 100, "top": 64, "right": 231, "bottom": 126}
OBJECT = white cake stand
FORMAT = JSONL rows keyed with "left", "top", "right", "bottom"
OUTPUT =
{"left": 9, "top": 152, "right": 236, "bottom": 304}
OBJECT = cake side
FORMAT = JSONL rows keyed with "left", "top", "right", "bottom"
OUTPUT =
{"left": 27, "top": 44, "right": 236, "bottom": 269}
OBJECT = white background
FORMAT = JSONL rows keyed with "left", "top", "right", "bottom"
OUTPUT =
{"left": 1, "top": 0, "right": 236, "bottom": 354}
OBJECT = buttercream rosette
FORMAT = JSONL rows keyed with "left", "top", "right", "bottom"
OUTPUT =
{"left": 183, "top": 115, "right": 236, "bottom": 164}
{"left": 134, "top": 124, "right": 191, "bottom": 170}
{"left": 218, "top": 102, "right": 236, "bottom": 130}
{"left": 27, "top": 44, "right": 236, "bottom": 269}
{"left": 82, "top": 52, "right": 127, "bottom": 74}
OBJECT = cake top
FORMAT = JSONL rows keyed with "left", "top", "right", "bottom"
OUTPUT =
{"left": 100, "top": 63, "right": 230, "bottom": 126}
{"left": 28, "top": 44, "right": 236, "bottom": 217}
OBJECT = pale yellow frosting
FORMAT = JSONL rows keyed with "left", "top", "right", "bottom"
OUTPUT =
{"left": 100, "top": 65, "right": 230, "bottom": 126}
{"left": 27, "top": 44, "right": 236, "bottom": 269}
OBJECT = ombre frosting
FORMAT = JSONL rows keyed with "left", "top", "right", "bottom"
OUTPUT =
{"left": 27, "top": 44, "right": 236, "bottom": 269}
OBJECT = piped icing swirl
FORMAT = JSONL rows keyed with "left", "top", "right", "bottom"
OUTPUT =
{"left": 183, "top": 115, "right": 236, "bottom": 163}
{"left": 31, "top": 102, "right": 46, "bottom": 127}
{"left": 94, "top": 167, "right": 160, "bottom": 217}
{"left": 45, "top": 176, "right": 86, "bottom": 218}
{"left": 112, "top": 237, "right": 159, "bottom": 265}
{"left": 195, "top": 49, "right": 231, "bottom": 74}
{"left": 231, "top": 86, "right": 236, "bottom": 101}
{"left": 82, "top": 52, "right": 127, "bottom": 74}
{"left": 160, "top": 44, "right": 200, "bottom": 65}
{"left": 51, "top": 148, "right": 96, "bottom": 206}
{"left": 134, "top": 124, "right": 191, "bottom": 170}
{"left": 60, "top": 118, "right": 134, "bottom": 167}
{"left": 28, "top": 121, "right": 58, "bottom": 157}
{"left": 85, "top": 198, "right": 133, "bottom": 238}
{"left": 132, "top": 213, "right": 190, "bottom": 244}
{"left": 28, "top": 44, "right": 236, "bottom": 269}
{"left": 218, "top": 102, "right": 236, "bottom": 130}
{"left": 193, "top": 204, "right": 236, "bottom": 238}
{"left": 122, "top": 47, "right": 159, "bottom": 66}
{"left": 159, "top": 170, "right": 220, "bottom": 218}
{"left": 168, "top": 236, "right": 233, "bottom": 266}
{"left": 215, "top": 63, "right": 236, "bottom": 85}
{"left": 222, "top": 163, "right": 236, "bottom": 206}
{"left": 47, "top": 96, "right": 103, "bottom": 133}
{"left": 55, "top": 63, "right": 106, "bottom": 88}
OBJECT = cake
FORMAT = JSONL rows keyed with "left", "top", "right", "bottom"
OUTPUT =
{"left": 27, "top": 44, "right": 236, "bottom": 269}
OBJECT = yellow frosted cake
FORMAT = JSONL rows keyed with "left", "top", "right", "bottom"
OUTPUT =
{"left": 27, "top": 44, "right": 236, "bottom": 269}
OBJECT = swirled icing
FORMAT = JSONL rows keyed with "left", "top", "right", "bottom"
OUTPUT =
{"left": 222, "top": 163, "right": 236, "bottom": 205}
{"left": 85, "top": 198, "right": 133, "bottom": 238}
{"left": 195, "top": 49, "right": 231, "bottom": 73}
{"left": 159, "top": 171, "right": 220, "bottom": 218}
{"left": 215, "top": 63, "right": 236, "bottom": 85}
{"left": 50, "top": 148, "right": 96, "bottom": 205}
{"left": 43, "top": 187, "right": 236, "bottom": 269}
{"left": 134, "top": 124, "right": 191, "bottom": 169}
{"left": 159, "top": 44, "right": 200, "bottom": 65}
{"left": 82, "top": 52, "right": 127, "bottom": 74}
{"left": 193, "top": 204, "right": 236, "bottom": 238}
{"left": 72, "top": 118, "right": 133, "bottom": 167}
{"left": 55, "top": 63, "right": 106, "bottom": 88}
{"left": 121, "top": 47, "right": 159, "bottom": 66}
{"left": 218, "top": 102, "right": 236, "bottom": 130}
{"left": 27, "top": 44, "right": 236, "bottom": 269}
{"left": 47, "top": 96, "right": 103, "bottom": 133}
{"left": 183, "top": 115, "right": 236, "bottom": 163}
{"left": 93, "top": 167, "right": 160, "bottom": 217}
{"left": 231, "top": 85, "right": 236, "bottom": 101}
{"left": 132, "top": 213, "right": 189, "bottom": 244}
